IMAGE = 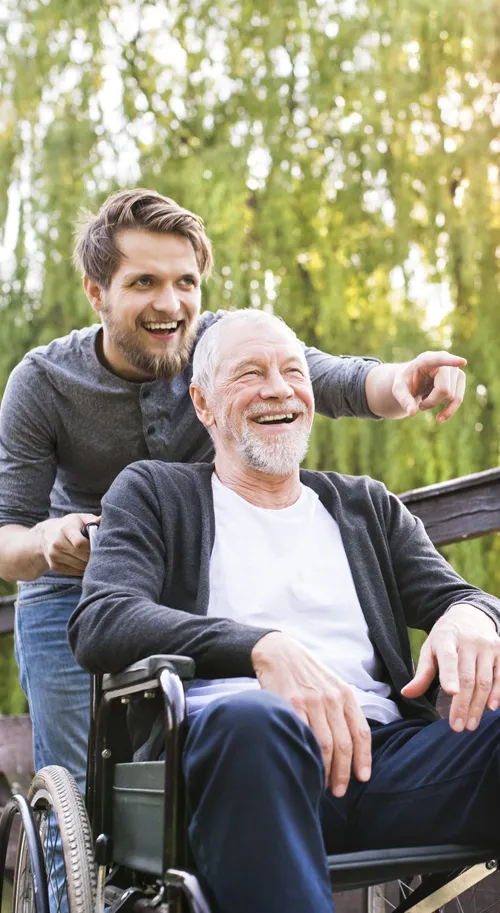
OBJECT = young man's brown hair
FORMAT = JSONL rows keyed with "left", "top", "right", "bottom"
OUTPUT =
{"left": 73, "top": 188, "right": 213, "bottom": 288}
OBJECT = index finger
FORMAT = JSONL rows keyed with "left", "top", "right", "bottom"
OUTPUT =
{"left": 413, "top": 351, "right": 467, "bottom": 371}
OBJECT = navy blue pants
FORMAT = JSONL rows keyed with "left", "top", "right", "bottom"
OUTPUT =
{"left": 183, "top": 690, "right": 500, "bottom": 913}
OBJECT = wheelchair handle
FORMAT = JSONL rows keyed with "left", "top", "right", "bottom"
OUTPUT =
{"left": 81, "top": 521, "right": 100, "bottom": 549}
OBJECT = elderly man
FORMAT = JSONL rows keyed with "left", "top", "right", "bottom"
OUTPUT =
{"left": 69, "top": 310, "right": 500, "bottom": 913}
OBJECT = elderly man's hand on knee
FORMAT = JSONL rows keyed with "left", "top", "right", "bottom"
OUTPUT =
{"left": 402, "top": 603, "right": 500, "bottom": 732}
{"left": 251, "top": 632, "right": 372, "bottom": 798}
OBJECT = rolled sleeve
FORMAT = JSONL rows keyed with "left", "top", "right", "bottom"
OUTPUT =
{"left": 0, "top": 360, "right": 57, "bottom": 528}
{"left": 303, "top": 346, "right": 381, "bottom": 420}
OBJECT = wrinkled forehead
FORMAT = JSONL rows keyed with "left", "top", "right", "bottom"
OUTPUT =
{"left": 215, "top": 320, "right": 306, "bottom": 378}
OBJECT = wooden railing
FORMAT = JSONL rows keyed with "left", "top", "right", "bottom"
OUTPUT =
{"left": 399, "top": 466, "right": 500, "bottom": 547}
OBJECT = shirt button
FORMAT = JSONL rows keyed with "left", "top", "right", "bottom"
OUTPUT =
{"left": 147, "top": 425, "right": 155, "bottom": 436}
{"left": 142, "top": 389, "right": 151, "bottom": 399}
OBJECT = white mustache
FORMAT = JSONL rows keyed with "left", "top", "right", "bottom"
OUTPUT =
{"left": 243, "top": 399, "right": 307, "bottom": 420}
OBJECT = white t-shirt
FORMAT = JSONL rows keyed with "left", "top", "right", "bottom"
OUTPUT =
{"left": 186, "top": 475, "right": 401, "bottom": 724}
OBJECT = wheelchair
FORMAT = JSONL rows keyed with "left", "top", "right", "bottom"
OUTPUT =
{"left": 1, "top": 649, "right": 500, "bottom": 913}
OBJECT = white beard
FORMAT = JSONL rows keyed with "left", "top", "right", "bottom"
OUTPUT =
{"left": 239, "top": 427, "right": 310, "bottom": 474}
{"left": 213, "top": 394, "right": 312, "bottom": 475}
{"left": 234, "top": 403, "right": 311, "bottom": 474}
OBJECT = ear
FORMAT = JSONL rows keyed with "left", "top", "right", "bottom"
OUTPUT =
{"left": 190, "top": 384, "right": 215, "bottom": 429}
{"left": 83, "top": 275, "right": 104, "bottom": 315}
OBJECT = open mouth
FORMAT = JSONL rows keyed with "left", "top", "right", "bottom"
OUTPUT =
{"left": 251, "top": 413, "right": 300, "bottom": 426}
{"left": 142, "top": 320, "right": 183, "bottom": 337}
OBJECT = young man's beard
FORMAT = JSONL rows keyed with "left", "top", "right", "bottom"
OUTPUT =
{"left": 101, "top": 306, "right": 199, "bottom": 381}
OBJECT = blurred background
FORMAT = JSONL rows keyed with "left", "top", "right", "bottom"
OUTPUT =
{"left": 0, "top": 0, "right": 499, "bottom": 712}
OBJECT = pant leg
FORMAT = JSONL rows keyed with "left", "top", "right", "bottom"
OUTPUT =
{"left": 15, "top": 582, "right": 89, "bottom": 794}
{"left": 183, "top": 690, "right": 336, "bottom": 913}
{"left": 321, "top": 712, "right": 500, "bottom": 853}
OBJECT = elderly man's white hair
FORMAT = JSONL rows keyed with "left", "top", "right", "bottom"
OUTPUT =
{"left": 191, "top": 308, "right": 305, "bottom": 395}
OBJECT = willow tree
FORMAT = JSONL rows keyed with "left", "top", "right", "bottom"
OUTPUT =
{"left": 0, "top": 0, "right": 499, "bottom": 704}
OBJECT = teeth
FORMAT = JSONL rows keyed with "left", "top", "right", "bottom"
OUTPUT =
{"left": 254, "top": 413, "right": 294, "bottom": 424}
{"left": 143, "top": 322, "right": 178, "bottom": 330}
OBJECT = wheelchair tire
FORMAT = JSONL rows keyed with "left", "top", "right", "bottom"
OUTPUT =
{"left": 12, "top": 766, "right": 96, "bottom": 913}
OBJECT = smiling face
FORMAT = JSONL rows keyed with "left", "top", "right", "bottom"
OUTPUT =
{"left": 85, "top": 229, "right": 202, "bottom": 381}
{"left": 193, "top": 317, "right": 315, "bottom": 476}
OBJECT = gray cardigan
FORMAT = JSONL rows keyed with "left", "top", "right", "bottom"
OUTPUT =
{"left": 69, "top": 461, "right": 500, "bottom": 732}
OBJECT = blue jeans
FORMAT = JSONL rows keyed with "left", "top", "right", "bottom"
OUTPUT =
{"left": 15, "top": 582, "right": 89, "bottom": 794}
{"left": 184, "top": 690, "right": 500, "bottom": 913}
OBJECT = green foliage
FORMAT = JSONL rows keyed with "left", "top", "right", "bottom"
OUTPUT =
{"left": 0, "top": 635, "right": 28, "bottom": 715}
{"left": 1, "top": 0, "right": 500, "bottom": 709}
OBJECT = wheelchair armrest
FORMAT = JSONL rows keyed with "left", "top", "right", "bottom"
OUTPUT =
{"left": 102, "top": 654, "right": 195, "bottom": 692}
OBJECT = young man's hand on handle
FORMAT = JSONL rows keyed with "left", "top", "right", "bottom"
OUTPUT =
{"left": 36, "top": 513, "right": 101, "bottom": 576}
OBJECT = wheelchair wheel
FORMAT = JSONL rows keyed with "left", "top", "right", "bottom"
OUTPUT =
{"left": 12, "top": 766, "right": 96, "bottom": 913}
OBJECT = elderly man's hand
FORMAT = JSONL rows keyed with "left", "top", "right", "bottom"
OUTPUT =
{"left": 401, "top": 604, "right": 500, "bottom": 731}
{"left": 392, "top": 351, "right": 467, "bottom": 423}
{"left": 251, "top": 632, "right": 372, "bottom": 797}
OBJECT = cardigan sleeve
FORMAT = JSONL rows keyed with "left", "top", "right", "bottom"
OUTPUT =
{"left": 68, "top": 464, "right": 275, "bottom": 676}
{"left": 386, "top": 491, "right": 500, "bottom": 634}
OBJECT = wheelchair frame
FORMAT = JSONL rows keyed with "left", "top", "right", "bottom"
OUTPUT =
{"left": 91, "top": 655, "right": 198, "bottom": 913}
{"left": 91, "top": 653, "right": 500, "bottom": 913}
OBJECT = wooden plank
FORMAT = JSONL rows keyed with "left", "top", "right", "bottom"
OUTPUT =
{"left": 0, "top": 715, "right": 33, "bottom": 775}
{"left": 0, "top": 596, "right": 15, "bottom": 635}
{"left": 399, "top": 467, "right": 500, "bottom": 547}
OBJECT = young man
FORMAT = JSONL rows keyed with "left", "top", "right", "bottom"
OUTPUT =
{"left": 69, "top": 309, "right": 500, "bottom": 913}
{"left": 0, "top": 189, "right": 466, "bottom": 793}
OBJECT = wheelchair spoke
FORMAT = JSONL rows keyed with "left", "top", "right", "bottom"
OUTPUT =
{"left": 19, "top": 802, "right": 71, "bottom": 913}
{"left": 480, "top": 899, "right": 500, "bottom": 913}
{"left": 44, "top": 817, "right": 57, "bottom": 876}
{"left": 362, "top": 876, "right": 500, "bottom": 913}
{"left": 14, "top": 833, "right": 35, "bottom": 913}
{"left": 42, "top": 814, "right": 70, "bottom": 913}
{"left": 398, "top": 880, "right": 414, "bottom": 897}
